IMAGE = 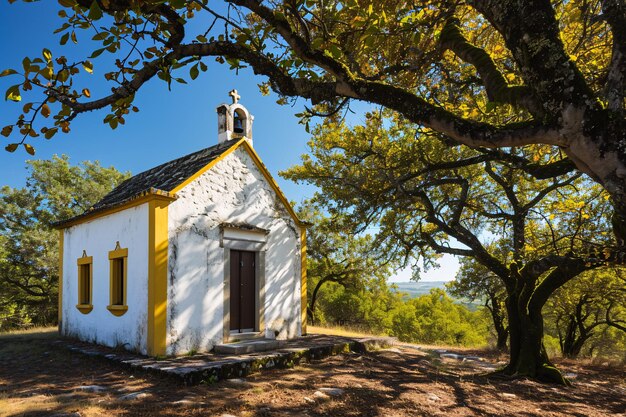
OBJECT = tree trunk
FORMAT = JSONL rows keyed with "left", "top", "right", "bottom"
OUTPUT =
{"left": 495, "top": 327, "right": 508, "bottom": 352}
{"left": 559, "top": 315, "right": 590, "bottom": 358}
{"left": 496, "top": 289, "right": 570, "bottom": 385}
{"left": 487, "top": 293, "right": 508, "bottom": 352}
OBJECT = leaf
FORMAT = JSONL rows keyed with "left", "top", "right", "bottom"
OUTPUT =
{"left": 327, "top": 44, "right": 342, "bottom": 59}
{"left": 5, "top": 85, "right": 21, "bottom": 102}
{"left": 1, "top": 125, "right": 13, "bottom": 137}
{"left": 0, "top": 69, "right": 18, "bottom": 77}
{"left": 90, "top": 48, "right": 105, "bottom": 58}
{"left": 42, "top": 48, "right": 52, "bottom": 62}
{"left": 71, "top": 31, "right": 78, "bottom": 44}
{"left": 23, "top": 143, "right": 35, "bottom": 156}
{"left": 22, "top": 57, "right": 31, "bottom": 73}
{"left": 44, "top": 127, "right": 58, "bottom": 139}
{"left": 82, "top": 88, "right": 91, "bottom": 97}
{"left": 41, "top": 103, "right": 51, "bottom": 118}
{"left": 88, "top": 1, "right": 103, "bottom": 20}
{"left": 82, "top": 60, "right": 93, "bottom": 74}
{"left": 58, "top": 0, "right": 77, "bottom": 7}
{"left": 189, "top": 65, "right": 199, "bottom": 80}
{"left": 5, "top": 143, "right": 18, "bottom": 152}
{"left": 170, "top": 0, "right": 186, "bottom": 9}
{"left": 92, "top": 32, "right": 108, "bottom": 41}
{"left": 60, "top": 32, "right": 70, "bottom": 45}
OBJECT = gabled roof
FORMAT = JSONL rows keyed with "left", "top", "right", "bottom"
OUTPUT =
{"left": 54, "top": 138, "right": 304, "bottom": 229}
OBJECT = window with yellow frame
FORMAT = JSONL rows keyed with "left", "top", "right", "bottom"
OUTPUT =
{"left": 76, "top": 251, "right": 93, "bottom": 314}
{"left": 107, "top": 242, "right": 128, "bottom": 316}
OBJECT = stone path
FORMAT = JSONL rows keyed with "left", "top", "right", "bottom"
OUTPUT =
{"left": 55, "top": 335, "right": 396, "bottom": 386}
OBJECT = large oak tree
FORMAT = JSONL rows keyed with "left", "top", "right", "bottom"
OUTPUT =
{"left": 282, "top": 112, "right": 617, "bottom": 383}
{"left": 2, "top": 0, "right": 626, "bottom": 246}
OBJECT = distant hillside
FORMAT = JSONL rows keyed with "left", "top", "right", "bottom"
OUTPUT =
{"left": 391, "top": 281, "right": 449, "bottom": 298}
{"left": 391, "top": 281, "right": 481, "bottom": 311}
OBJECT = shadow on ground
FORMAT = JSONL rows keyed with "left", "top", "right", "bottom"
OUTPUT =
{"left": 0, "top": 331, "right": 623, "bottom": 417}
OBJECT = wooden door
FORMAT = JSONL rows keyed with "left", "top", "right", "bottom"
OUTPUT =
{"left": 230, "top": 250, "right": 256, "bottom": 332}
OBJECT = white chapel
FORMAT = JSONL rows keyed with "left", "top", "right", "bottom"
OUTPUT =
{"left": 55, "top": 91, "right": 307, "bottom": 356}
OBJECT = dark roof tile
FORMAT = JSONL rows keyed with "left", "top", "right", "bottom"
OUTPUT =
{"left": 55, "top": 139, "right": 240, "bottom": 227}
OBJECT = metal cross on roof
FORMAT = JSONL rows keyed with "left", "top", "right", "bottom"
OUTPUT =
{"left": 229, "top": 89, "right": 240, "bottom": 104}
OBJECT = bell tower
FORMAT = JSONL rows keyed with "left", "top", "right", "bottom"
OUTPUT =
{"left": 216, "top": 89, "right": 254, "bottom": 147}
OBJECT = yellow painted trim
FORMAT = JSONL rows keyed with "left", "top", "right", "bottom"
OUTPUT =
{"left": 106, "top": 305, "right": 128, "bottom": 316}
{"left": 147, "top": 199, "right": 169, "bottom": 356}
{"left": 55, "top": 192, "right": 176, "bottom": 229}
{"left": 76, "top": 304, "right": 93, "bottom": 314}
{"left": 58, "top": 230, "right": 64, "bottom": 332}
{"left": 108, "top": 245, "right": 128, "bottom": 316}
{"left": 108, "top": 247, "right": 128, "bottom": 259}
{"left": 76, "top": 255, "right": 93, "bottom": 310}
{"left": 77, "top": 256, "right": 93, "bottom": 265}
{"left": 170, "top": 138, "right": 247, "bottom": 194}
{"left": 300, "top": 228, "right": 307, "bottom": 335}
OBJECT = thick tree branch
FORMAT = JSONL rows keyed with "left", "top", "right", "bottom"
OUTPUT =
{"left": 528, "top": 258, "right": 591, "bottom": 311}
{"left": 479, "top": 150, "right": 577, "bottom": 179}
{"left": 440, "top": 18, "right": 542, "bottom": 116}
{"left": 602, "top": 0, "right": 626, "bottom": 114}
{"left": 470, "top": 0, "right": 598, "bottom": 116}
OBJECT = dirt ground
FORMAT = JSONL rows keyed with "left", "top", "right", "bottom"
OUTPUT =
{"left": 0, "top": 329, "right": 624, "bottom": 417}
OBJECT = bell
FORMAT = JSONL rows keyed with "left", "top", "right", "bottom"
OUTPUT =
{"left": 233, "top": 116, "right": 244, "bottom": 134}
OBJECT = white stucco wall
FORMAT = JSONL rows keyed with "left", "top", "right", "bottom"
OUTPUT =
{"left": 167, "top": 146, "right": 302, "bottom": 355}
{"left": 61, "top": 204, "right": 150, "bottom": 354}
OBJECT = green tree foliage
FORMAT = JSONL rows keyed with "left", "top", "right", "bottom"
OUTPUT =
{"left": 315, "top": 279, "right": 490, "bottom": 347}
{"left": 301, "top": 200, "right": 490, "bottom": 346}
{"left": 298, "top": 202, "right": 396, "bottom": 325}
{"left": 392, "top": 288, "right": 490, "bottom": 346}
{"left": 0, "top": 155, "right": 130, "bottom": 330}
{"left": 2, "top": 0, "right": 626, "bottom": 247}
{"left": 314, "top": 276, "right": 399, "bottom": 335}
{"left": 447, "top": 255, "right": 508, "bottom": 351}
{"left": 544, "top": 268, "right": 626, "bottom": 358}
{"left": 283, "top": 112, "right": 616, "bottom": 383}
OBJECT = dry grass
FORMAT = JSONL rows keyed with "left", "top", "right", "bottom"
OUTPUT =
{"left": 307, "top": 325, "right": 385, "bottom": 338}
{"left": 308, "top": 325, "right": 493, "bottom": 353}
{"left": 0, "top": 326, "right": 57, "bottom": 341}
{"left": 1, "top": 327, "right": 623, "bottom": 417}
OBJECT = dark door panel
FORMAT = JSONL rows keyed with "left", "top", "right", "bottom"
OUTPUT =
{"left": 240, "top": 251, "right": 256, "bottom": 330}
{"left": 229, "top": 250, "right": 256, "bottom": 332}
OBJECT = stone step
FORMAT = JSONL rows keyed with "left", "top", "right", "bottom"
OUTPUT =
{"left": 214, "top": 338, "right": 280, "bottom": 355}
{"left": 229, "top": 331, "right": 263, "bottom": 341}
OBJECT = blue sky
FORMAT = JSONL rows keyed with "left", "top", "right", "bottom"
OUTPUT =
{"left": 0, "top": 1, "right": 458, "bottom": 282}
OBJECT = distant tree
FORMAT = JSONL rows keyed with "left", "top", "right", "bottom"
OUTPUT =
{"left": 388, "top": 288, "right": 490, "bottom": 346}
{"left": 544, "top": 268, "right": 626, "bottom": 357}
{"left": 283, "top": 112, "right": 617, "bottom": 383}
{"left": 0, "top": 155, "right": 129, "bottom": 330}
{"left": 298, "top": 201, "right": 396, "bottom": 324}
{"left": 315, "top": 276, "right": 403, "bottom": 334}
{"left": 448, "top": 255, "right": 508, "bottom": 351}
{"left": 2, "top": 1, "right": 626, "bottom": 250}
